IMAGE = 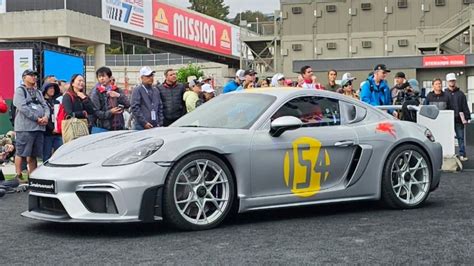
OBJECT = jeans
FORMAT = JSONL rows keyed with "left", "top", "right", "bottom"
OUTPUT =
{"left": 43, "top": 135, "right": 63, "bottom": 162}
{"left": 133, "top": 123, "right": 145, "bottom": 130}
{"left": 454, "top": 123, "right": 466, "bottom": 157}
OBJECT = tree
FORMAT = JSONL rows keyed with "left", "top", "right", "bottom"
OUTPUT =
{"left": 177, "top": 64, "right": 204, "bottom": 83}
{"left": 232, "top": 10, "right": 269, "bottom": 26}
{"left": 189, "top": 0, "right": 229, "bottom": 21}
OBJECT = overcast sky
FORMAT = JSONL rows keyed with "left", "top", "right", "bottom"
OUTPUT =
{"left": 174, "top": 0, "right": 281, "bottom": 18}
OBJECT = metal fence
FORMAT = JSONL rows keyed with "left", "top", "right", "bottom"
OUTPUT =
{"left": 86, "top": 53, "right": 211, "bottom": 67}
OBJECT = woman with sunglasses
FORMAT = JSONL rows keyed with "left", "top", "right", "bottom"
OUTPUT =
{"left": 340, "top": 79, "right": 359, "bottom": 99}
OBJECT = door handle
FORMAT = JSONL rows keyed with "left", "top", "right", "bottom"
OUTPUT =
{"left": 334, "top": 140, "right": 355, "bottom": 147}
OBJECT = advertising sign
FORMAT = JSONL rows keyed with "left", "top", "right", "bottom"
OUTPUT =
{"left": 0, "top": 0, "right": 6, "bottom": 14}
{"left": 423, "top": 55, "right": 466, "bottom": 68}
{"left": 152, "top": 1, "right": 232, "bottom": 56}
{"left": 0, "top": 49, "right": 33, "bottom": 100}
{"left": 231, "top": 26, "right": 241, "bottom": 57}
{"left": 102, "top": 0, "right": 152, "bottom": 35}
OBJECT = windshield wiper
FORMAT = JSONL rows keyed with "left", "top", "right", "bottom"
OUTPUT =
{"left": 179, "top": 125, "right": 200, "bottom": 127}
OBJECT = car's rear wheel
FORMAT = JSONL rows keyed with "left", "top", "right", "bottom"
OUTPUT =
{"left": 163, "top": 152, "right": 235, "bottom": 230}
{"left": 381, "top": 144, "right": 432, "bottom": 209}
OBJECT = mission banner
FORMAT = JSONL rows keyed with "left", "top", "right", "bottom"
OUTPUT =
{"left": 152, "top": 1, "right": 232, "bottom": 56}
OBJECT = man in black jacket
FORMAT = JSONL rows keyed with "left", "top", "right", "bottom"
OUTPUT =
{"left": 446, "top": 73, "right": 470, "bottom": 161}
{"left": 157, "top": 69, "right": 186, "bottom": 126}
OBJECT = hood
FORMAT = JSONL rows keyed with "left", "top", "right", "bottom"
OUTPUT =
{"left": 41, "top": 82, "right": 60, "bottom": 98}
{"left": 47, "top": 127, "right": 239, "bottom": 165}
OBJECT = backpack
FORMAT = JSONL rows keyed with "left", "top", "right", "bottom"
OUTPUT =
{"left": 9, "top": 86, "right": 27, "bottom": 126}
{"left": 56, "top": 93, "right": 75, "bottom": 134}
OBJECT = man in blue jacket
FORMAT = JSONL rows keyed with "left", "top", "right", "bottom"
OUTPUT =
{"left": 360, "top": 64, "right": 397, "bottom": 116}
{"left": 223, "top": 69, "right": 245, "bottom": 93}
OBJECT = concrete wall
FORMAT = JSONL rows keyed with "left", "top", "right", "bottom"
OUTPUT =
{"left": 0, "top": 9, "right": 109, "bottom": 44}
{"left": 85, "top": 62, "right": 232, "bottom": 90}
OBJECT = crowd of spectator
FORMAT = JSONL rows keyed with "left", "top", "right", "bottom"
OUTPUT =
{"left": 0, "top": 63, "right": 471, "bottom": 185}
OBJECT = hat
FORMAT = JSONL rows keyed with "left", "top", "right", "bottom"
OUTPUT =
{"left": 40, "top": 82, "right": 60, "bottom": 97}
{"left": 341, "top": 79, "right": 353, "bottom": 87}
{"left": 235, "top": 69, "right": 246, "bottom": 81}
{"left": 395, "top": 72, "right": 406, "bottom": 79}
{"left": 407, "top": 79, "right": 420, "bottom": 93}
{"left": 22, "top": 69, "right": 38, "bottom": 77}
{"left": 200, "top": 76, "right": 212, "bottom": 82}
{"left": 373, "top": 64, "right": 391, "bottom": 72}
{"left": 244, "top": 69, "right": 257, "bottom": 76}
{"left": 189, "top": 79, "right": 203, "bottom": 87}
{"left": 202, "top": 84, "right": 215, "bottom": 93}
{"left": 446, "top": 73, "right": 456, "bottom": 81}
{"left": 342, "top": 72, "right": 356, "bottom": 81}
{"left": 139, "top": 66, "right": 155, "bottom": 77}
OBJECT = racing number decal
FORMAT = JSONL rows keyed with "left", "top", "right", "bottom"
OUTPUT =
{"left": 284, "top": 137, "right": 331, "bottom": 198}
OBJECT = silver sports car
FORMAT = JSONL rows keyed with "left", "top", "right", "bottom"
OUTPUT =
{"left": 23, "top": 88, "right": 442, "bottom": 230}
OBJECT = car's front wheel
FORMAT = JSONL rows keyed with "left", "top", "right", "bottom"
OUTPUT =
{"left": 381, "top": 144, "right": 432, "bottom": 209}
{"left": 163, "top": 152, "right": 235, "bottom": 230}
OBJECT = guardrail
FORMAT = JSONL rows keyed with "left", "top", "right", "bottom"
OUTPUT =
{"left": 86, "top": 54, "right": 210, "bottom": 67}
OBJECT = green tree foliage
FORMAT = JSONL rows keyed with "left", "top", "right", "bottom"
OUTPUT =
{"left": 232, "top": 10, "right": 269, "bottom": 25}
{"left": 189, "top": 0, "right": 229, "bottom": 20}
{"left": 177, "top": 64, "right": 204, "bottom": 83}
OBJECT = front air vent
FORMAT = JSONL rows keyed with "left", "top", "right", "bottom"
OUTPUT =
{"left": 44, "top": 161, "right": 88, "bottom": 168}
{"left": 435, "top": 0, "right": 446, "bottom": 6}
{"left": 76, "top": 192, "right": 118, "bottom": 214}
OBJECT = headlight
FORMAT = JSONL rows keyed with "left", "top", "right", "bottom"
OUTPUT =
{"left": 425, "top": 129, "right": 435, "bottom": 142}
{"left": 102, "top": 140, "right": 163, "bottom": 166}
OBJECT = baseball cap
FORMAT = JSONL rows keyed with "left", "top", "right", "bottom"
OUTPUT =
{"left": 395, "top": 72, "right": 406, "bottom": 79}
{"left": 235, "top": 69, "right": 246, "bottom": 81}
{"left": 244, "top": 69, "right": 257, "bottom": 76}
{"left": 341, "top": 79, "right": 353, "bottom": 87}
{"left": 446, "top": 73, "right": 456, "bottom": 81}
{"left": 407, "top": 79, "right": 420, "bottom": 93}
{"left": 22, "top": 69, "right": 38, "bottom": 77}
{"left": 139, "top": 66, "right": 155, "bottom": 77}
{"left": 373, "top": 64, "right": 391, "bottom": 72}
{"left": 342, "top": 72, "right": 356, "bottom": 81}
{"left": 202, "top": 84, "right": 215, "bottom": 93}
{"left": 189, "top": 79, "right": 203, "bottom": 87}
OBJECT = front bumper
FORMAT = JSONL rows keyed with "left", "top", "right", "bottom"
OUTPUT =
{"left": 22, "top": 161, "right": 169, "bottom": 223}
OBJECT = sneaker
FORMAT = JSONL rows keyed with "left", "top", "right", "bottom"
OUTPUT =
{"left": 459, "top": 156, "right": 468, "bottom": 161}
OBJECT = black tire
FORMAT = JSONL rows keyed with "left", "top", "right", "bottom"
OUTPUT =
{"left": 381, "top": 144, "right": 432, "bottom": 209}
{"left": 163, "top": 152, "right": 235, "bottom": 230}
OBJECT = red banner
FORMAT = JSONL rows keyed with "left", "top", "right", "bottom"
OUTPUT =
{"left": 0, "top": 50, "right": 14, "bottom": 99}
{"left": 152, "top": 1, "right": 232, "bottom": 56}
{"left": 423, "top": 55, "right": 466, "bottom": 68}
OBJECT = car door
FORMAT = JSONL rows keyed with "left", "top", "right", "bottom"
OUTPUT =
{"left": 250, "top": 96, "right": 359, "bottom": 200}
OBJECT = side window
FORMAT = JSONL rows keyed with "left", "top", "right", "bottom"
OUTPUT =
{"left": 272, "top": 96, "right": 341, "bottom": 127}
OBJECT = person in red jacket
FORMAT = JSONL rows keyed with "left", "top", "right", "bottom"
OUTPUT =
{"left": 0, "top": 95, "right": 7, "bottom": 113}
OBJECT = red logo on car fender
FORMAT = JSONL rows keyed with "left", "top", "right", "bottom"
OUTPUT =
{"left": 376, "top": 122, "right": 396, "bottom": 138}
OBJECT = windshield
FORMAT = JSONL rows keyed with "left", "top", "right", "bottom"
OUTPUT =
{"left": 172, "top": 93, "right": 276, "bottom": 129}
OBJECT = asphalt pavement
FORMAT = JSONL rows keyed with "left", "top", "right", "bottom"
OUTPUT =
{"left": 0, "top": 172, "right": 472, "bottom": 264}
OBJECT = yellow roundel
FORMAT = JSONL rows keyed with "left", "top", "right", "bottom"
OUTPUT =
{"left": 283, "top": 137, "right": 330, "bottom": 198}
{"left": 155, "top": 8, "right": 168, "bottom": 24}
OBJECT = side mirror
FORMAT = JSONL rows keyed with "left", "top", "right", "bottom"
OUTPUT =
{"left": 270, "top": 116, "right": 303, "bottom": 137}
{"left": 418, "top": 105, "right": 439, "bottom": 120}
